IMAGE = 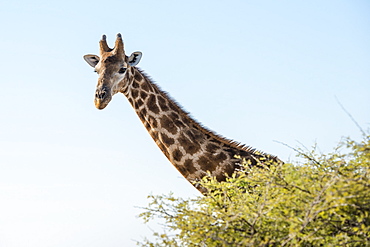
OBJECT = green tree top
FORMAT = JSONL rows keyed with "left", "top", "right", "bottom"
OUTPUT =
{"left": 138, "top": 135, "right": 370, "bottom": 246}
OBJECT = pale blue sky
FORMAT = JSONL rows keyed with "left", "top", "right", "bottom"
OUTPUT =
{"left": 0, "top": 1, "right": 369, "bottom": 246}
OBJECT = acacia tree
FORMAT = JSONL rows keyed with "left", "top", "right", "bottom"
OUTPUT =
{"left": 137, "top": 135, "right": 370, "bottom": 246}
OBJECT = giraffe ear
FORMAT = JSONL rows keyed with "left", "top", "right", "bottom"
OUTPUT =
{"left": 128, "top": 52, "right": 142, "bottom": 66}
{"left": 83, "top": 54, "right": 100, "bottom": 67}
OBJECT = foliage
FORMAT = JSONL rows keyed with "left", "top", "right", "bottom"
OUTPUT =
{"left": 137, "top": 135, "right": 370, "bottom": 246}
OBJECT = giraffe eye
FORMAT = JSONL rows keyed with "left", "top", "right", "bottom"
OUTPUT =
{"left": 118, "top": 68, "right": 127, "bottom": 74}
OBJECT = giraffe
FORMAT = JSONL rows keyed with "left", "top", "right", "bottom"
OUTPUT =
{"left": 84, "top": 34, "right": 281, "bottom": 193}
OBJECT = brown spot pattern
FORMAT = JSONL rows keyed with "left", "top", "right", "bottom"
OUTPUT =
{"left": 198, "top": 156, "right": 215, "bottom": 172}
{"left": 172, "top": 149, "right": 183, "bottom": 162}
{"left": 140, "top": 108, "right": 147, "bottom": 116}
{"left": 140, "top": 91, "right": 148, "bottom": 99}
{"left": 160, "top": 115, "right": 177, "bottom": 135}
{"left": 168, "top": 101, "right": 179, "bottom": 112}
{"left": 141, "top": 83, "right": 150, "bottom": 92}
{"left": 215, "top": 173, "right": 227, "bottom": 182}
{"left": 178, "top": 134, "right": 201, "bottom": 155}
{"left": 206, "top": 143, "right": 219, "bottom": 153}
{"left": 160, "top": 133, "right": 175, "bottom": 146}
{"left": 131, "top": 89, "right": 139, "bottom": 99}
{"left": 185, "top": 129, "right": 204, "bottom": 141}
{"left": 147, "top": 94, "right": 160, "bottom": 114}
{"left": 223, "top": 164, "right": 235, "bottom": 177}
{"left": 132, "top": 81, "right": 139, "bottom": 88}
{"left": 134, "top": 71, "right": 142, "bottom": 81}
{"left": 158, "top": 96, "right": 169, "bottom": 111}
{"left": 128, "top": 97, "right": 134, "bottom": 106}
{"left": 174, "top": 119, "right": 185, "bottom": 128}
{"left": 214, "top": 152, "right": 227, "bottom": 163}
{"left": 136, "top": 99, "right": 144, "bottom": 108}
{"left": 184, "top": 159, "right": 197, "bottom": 174}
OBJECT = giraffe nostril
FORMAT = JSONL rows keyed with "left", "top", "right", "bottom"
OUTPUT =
{"left": 96, "top": 90, "right": 107, "bottom": 99}
{"left": 100, "top": 91, "right": 106, "bottom": 99}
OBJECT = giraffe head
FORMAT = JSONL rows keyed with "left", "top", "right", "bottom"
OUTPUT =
{"left": 83, "top": 34, "right": 142, "bottom": 109}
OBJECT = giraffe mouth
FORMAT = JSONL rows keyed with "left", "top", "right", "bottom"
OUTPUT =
{"left": 94, "top": 97, "right": 111, "bottom": 110}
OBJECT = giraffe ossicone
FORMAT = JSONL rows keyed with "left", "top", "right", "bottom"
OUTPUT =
{"left": 84, "top": 34, "right": 282, "bottom": 193}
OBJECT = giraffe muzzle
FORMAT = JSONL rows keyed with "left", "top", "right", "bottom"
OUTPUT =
{"left": 94, "top": 88, "right": 112, "bottom": 110}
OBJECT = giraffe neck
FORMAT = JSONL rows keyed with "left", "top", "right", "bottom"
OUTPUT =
{"left": 121, "top": 67, "right": 277, "bottom": 191}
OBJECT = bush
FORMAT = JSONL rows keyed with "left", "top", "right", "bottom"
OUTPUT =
{"left": 137, "top": 135, "right": 370, "bottom": 246}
